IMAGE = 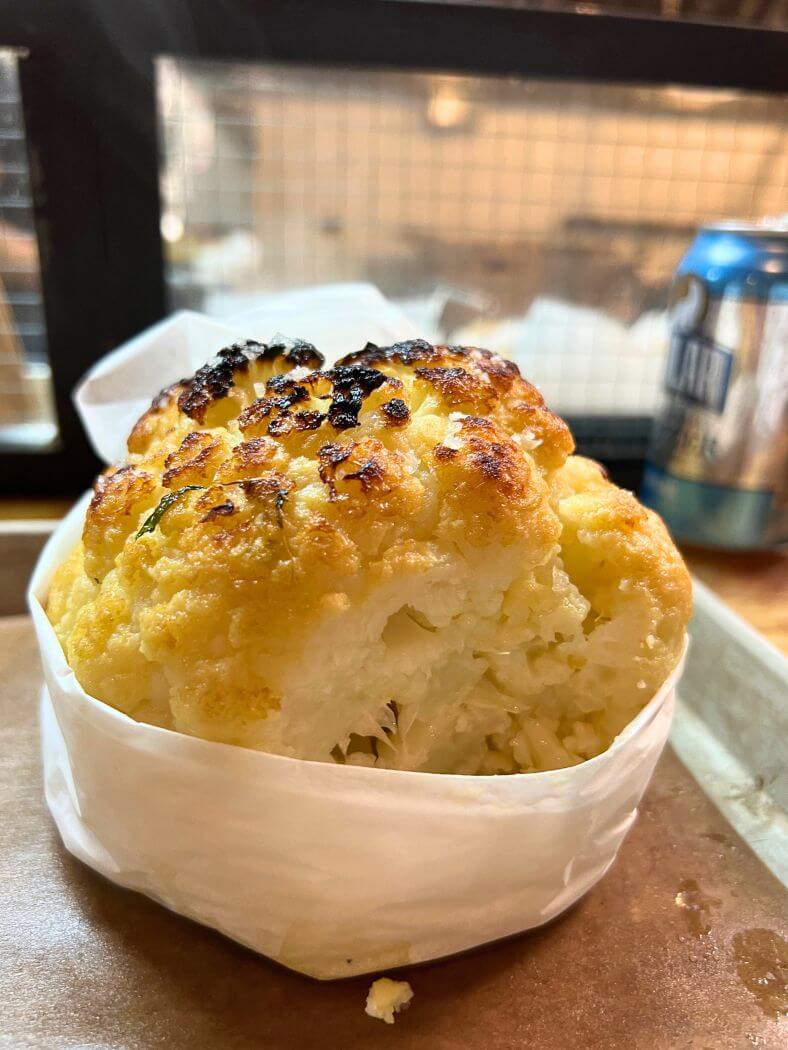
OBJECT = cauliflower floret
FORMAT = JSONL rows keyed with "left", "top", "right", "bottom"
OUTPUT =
{"left": 365, "top": 978, "right": 414, "bottom": 1024}
{"left": 47, "top": 337, "right": 690, "bottom": 773}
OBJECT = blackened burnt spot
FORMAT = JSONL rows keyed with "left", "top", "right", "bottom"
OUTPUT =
{"left": 468, "top": 347, "right": 521, "bottom": 385}
{"left": 324, "top": 366, "right": 386, "bottom": 430}
{"left": 336, "top": 338, "right": 438, "bottom": 369}
{"left": 473, "top": 446, "right": 505, "bottom": 480}
{"left": 237, "top": 398, "right": 276, "bottom": 431}
{"left": 318, "top": 442, "right": 354, "bottom": 468}
{"left": 177, "top": 338, "right": 324, "bottom": 422}
{"left": 237, "top": 378, "right": 310, "bottom": 434}
{"left": 299, "top": 370, "right": 330, "bottom": 390}
{"left": 293, "top": 410, "right": 324, "bottom": 431}
{"left": 344, "top": 457, "right": 386, "bottom": 492}
{"left": 201, "top": 501, "right": 235, "bottom": 523}
{"left": 266, "top": 414, "right": 294, "bottom": 437}
{"left": 265, "top": 336, "right": 323, "bottom": 370}
{"left": 265, "top": 374, "right": 310, "bottom": 400}
{"left": 381, "top": 398, "right": 410, "bottom": 426}
{"left": 179, "top": 341, "right": 265, "bottom": 422}
{"left": 318, "top": 442, "right": 355, "bottom": 500}
{"left": 459, "top": 415, "right": 496, "bottom": 435}
{"left": 335, "top": 341, "right": 521, "bottom": 403}
{"left": 260, "top": 407, "right": 323, "bottom": 438}
{"left": 433, "top": 443, "right": 459, "bottom": 462}
{"left": 467, "top": 436, "right": 523, "bottom": 495}
{"left": 264, "top": 379, "right": 310, "bottom": 411}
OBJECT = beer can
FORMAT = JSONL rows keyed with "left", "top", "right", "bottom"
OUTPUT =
{"left": 642, "top": 221, "right": 787, "bottom": 549}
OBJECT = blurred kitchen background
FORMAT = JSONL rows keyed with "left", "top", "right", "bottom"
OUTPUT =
{"left": 157, "top": 59, "right": 785, "bottom": 426}
{"left": 0, "top": 0, "right": 784, "bottom": 497}
{"left": 0, "top": 51, "right": 55, "bottom": 451}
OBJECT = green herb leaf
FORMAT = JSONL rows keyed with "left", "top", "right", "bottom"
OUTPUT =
{"left": 136, "top": 485, "right": 205, "bottom": 538}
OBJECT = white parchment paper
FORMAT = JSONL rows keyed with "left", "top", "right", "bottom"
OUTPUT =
{"left": 32, "top": 284, "right": 684, "bottom": 979}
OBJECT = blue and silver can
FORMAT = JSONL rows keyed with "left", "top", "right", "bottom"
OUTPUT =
{"left": 642, "top": 221, "right": 787, "bottom": 549}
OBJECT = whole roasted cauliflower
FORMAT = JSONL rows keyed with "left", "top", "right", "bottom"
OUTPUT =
{"left": 48, "top": 337, "right": 690, "bottom": 773}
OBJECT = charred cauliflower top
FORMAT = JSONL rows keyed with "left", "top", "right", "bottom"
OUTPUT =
{"left": 48, "top": 337, "right": 690, "bottom": 773}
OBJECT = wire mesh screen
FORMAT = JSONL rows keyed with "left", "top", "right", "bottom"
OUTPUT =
{"left": 0, "top": 50, "right": 56, "bottom": 450}
{"left": 156, "top": 57, "right": 787, "bottom": 419}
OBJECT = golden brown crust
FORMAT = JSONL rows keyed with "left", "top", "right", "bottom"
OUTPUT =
{"left": 48, "top": 338, "right": 689, "bottom": 767}
{"left": 126, "top": 381, "right": 186, "bottom": 456}
{"left": 553, "top": 455, "right": 692, "bottom": 640}
{"left": 162, "top": 431, "right": 226, "bottom": 489}
{"left": 74, "top": 338, "right": 572, "bottom": 593}
{"left": 82, "top": 465, "right": 159, "bottom": 580}
{"left": 337, "top": 340, "right": 574, "bottom": 472}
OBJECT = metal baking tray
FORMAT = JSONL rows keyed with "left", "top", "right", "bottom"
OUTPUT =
{"left": 675, "top": 579, "right": 787, "bottom": 888}
{"left": 0, "top": 523, "right": 786, "bottom": 1048}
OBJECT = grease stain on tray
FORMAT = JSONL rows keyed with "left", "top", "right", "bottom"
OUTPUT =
{"left": 732, "top": 928, "right": 788, "bottom": 1020}
{"left": 702, "top": 831, "right": 739, "bottom": 851}
{"left": 674, "top": 878, "right": 721, "bottom": 937}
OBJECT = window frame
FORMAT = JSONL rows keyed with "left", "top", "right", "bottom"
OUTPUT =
{"left": 0, "top": 0, "right": 785, "bottom": 494}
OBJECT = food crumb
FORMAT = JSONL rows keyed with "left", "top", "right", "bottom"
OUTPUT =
{"left": 365, "top": 977, "right": 414, "bottom": 1024}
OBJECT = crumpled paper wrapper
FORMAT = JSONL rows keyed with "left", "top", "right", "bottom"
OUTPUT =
{"left": 30, "top": 283, "right": 685, "bottom": 980}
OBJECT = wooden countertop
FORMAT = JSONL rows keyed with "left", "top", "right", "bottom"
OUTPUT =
{"left": 0, "top": 499, "right": 71, "bottom": 520}
{"left": 683, "top": 547, "right": 788, "bottom": 655}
